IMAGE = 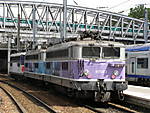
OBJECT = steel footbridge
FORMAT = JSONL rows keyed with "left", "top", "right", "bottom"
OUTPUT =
{"left": 0, "top": 0, "right": 150, "bottom": 44}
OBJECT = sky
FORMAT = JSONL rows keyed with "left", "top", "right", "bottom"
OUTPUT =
{"left": 17, "top": 0, "right": 150, "bottom": 15}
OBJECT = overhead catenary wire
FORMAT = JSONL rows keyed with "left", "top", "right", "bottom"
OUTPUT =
{"left": 117, "top": 8, "right": 131, "bottom": 14}
{"left": 107, "top": 0, "right": 131, "bottom": 10}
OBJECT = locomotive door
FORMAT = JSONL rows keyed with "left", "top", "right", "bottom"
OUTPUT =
{"left": 129, "top": 57, "right": 136, "bottom": 75}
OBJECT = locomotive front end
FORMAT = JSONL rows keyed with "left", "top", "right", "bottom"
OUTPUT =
{"left": 78, "top": 42, "right": 127, "bottom": 102}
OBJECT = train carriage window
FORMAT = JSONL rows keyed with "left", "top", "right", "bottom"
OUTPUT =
{"left": 137, "top": 58, "right": 148, "bottom": 69}
{"left": 125, "top": 53, "right": 128, "bottom": 58}
{"left": 62, "top": 62, "right": 68, "bottom": 70}
{"left": 132, "top": 62, "right": 134, "bottom": 73}
{"left": 82, "top": 47, "right": 100, "bottom": 58}
{"left": 10, "top": 63, "right": 12, "bottom": 66}
{"left": 102, "top": 47, "right": 120, "bottom": 59}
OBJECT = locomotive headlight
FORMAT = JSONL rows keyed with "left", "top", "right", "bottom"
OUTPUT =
{"left": 111, "top": 70, "right": 119, "bottom": 79}
{"left": 83, "top": 69, "right": 89, "bottom": 76}
{"left": 113, "top": 70, "right": 119, "bottom": 76}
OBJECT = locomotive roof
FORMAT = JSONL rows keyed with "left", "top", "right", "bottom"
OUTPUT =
{"left": 10, "top": 52, "right": 26, "bottom": 57}
{"left": 46, "top": 40, "right": 124, "bottom": 51}
{"left": 26, "top": 49, "right": 46, "bottom": 55}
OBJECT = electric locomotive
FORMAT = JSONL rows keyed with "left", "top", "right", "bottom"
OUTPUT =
{"left": 10, "top": 52, "right": 26, "bottom": 79}
{"left": 24, "top": 49, "right": 46, "bottom": 80}
{"left": 24, "top": 40, "right": 127, "bottom": 102}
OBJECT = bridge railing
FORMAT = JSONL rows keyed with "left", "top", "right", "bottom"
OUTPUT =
{"left": 0, "top": 0, "right": 149, "bottom": 43}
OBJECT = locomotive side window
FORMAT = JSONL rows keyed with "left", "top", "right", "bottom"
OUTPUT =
{"left": 39, "top": 53, "right": 42, "bottom": 60}
{"left": 34, "top": 63, "right": 39, "bottom": 68}
{"left": 137, "top": 58, "right": 148, "bottom": 69}
{"left": 62, "top": 62, "right": 68, "bottom": 70}
{"left": 46, "top": 62, "right": 51, "bottom": 69}
{"left": 70, "top": 47, "right": 73, "bottom": 58}
{"left": 17, "top": 63, "right": 20, "bottom": 67}
{"left": 20, "top": 56, "right": 24, "bottom": 65}
{"left": 46, "top": 49, "right": 68, "bottom": 58}
{"left": 26, "top": 54, "right": 38, "bottom": 60}
{"left": 25, "top": 63, "right": 28, "bottom": 67}
{"left": 82, "top": 47, "right": 100, "bottom": 58}
{"left": 102, "top": 47, "right": 120, "bottom": 58}
{"left": 10, "top": 56, "right": 20, "bottom": 62}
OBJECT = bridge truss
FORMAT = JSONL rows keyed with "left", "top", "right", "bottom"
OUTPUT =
{"left": 0, "top": 0, "right": 150, "bottom": 45}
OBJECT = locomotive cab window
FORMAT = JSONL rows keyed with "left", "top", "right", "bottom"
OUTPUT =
{"left": 82, "top": 47, "right": 100, "bottom": 58}
{"left": 137, "top": 58, "right": 148, "bottom": 69}
{"left": 102, "top": 47, "right": 120, "bottom": 59}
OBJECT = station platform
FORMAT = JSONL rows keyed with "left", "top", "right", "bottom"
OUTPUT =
{"left": 124, "top": 85, "right": 150, "bottom": 100}
{"left": 124, "top": 85, "right": 150, "bottom": 109}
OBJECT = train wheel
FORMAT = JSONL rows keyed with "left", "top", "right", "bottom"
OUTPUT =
{"left": 67, "top": 88, "right": 75, "bottom": 98}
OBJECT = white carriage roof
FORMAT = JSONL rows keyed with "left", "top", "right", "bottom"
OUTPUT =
{"left": 10, "top": 52, "right": 26, "bottom": 57}
{"left": 126, "top": 43, "right": 150, "bottom": 52}
{"left": 46, "top": 40, "right": 124, "bottom": 51}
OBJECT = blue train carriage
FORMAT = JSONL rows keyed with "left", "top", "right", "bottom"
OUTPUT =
{"left": 24, "top": 49, "right": 46, "bottom": 80}
{"left": 126, "top": 44, "right": 150, "bottom": 85}
{"left": 10, "top": 52, "right": 26, "bottom": 79}
{"left": 42, "top": 40, "right": 127, "bottom": 102}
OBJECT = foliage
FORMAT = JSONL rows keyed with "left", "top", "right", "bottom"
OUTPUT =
{"left": 128, "top": 5, "right": 150, "bottom": 21}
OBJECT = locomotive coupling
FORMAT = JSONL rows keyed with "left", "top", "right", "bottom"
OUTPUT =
{"left": 95, "top": 80, "right": 111, "bottom": 102}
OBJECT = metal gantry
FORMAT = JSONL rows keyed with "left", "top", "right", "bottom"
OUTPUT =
{"left": 0, "top": 0, "right": 149, "bottom": 43}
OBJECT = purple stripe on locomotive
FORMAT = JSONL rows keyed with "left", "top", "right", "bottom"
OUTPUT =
{"left": 60, "top": 60, "right": 125, "bottom": 80}
{"left": 82, "top": 61, "right": 125, "bottom": 79}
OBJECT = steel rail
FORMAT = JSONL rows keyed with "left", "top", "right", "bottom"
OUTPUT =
{"left": 84, "top": 102, "right": 140, "bottom": 113}
{"left": 108, "top": 102, "right": 140, "bottom": 113}
{"left": 0, "top": 86, "right": 27, "bottom": 113}
{"left": 0, "top": 80, "right": 57, "bottom": 113}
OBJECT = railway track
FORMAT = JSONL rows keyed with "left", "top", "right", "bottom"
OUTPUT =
{"left": 81, "top": 102, "right": 140, "bottom": 113}
{"left": 0, "top": 80, "right": 57, "bottom": 113}
{"left": 0, "top": 75, "right": 96, "bottom": 113}
{"left": 0, "top": 86, "right": 27, "bottom": 113}
{"left": 0, "top": 74, "right": 148, "bottom": 113}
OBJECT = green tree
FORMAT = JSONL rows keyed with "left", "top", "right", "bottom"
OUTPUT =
{"left": 128, "top": 5, "right": 150, "bottom": 21}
